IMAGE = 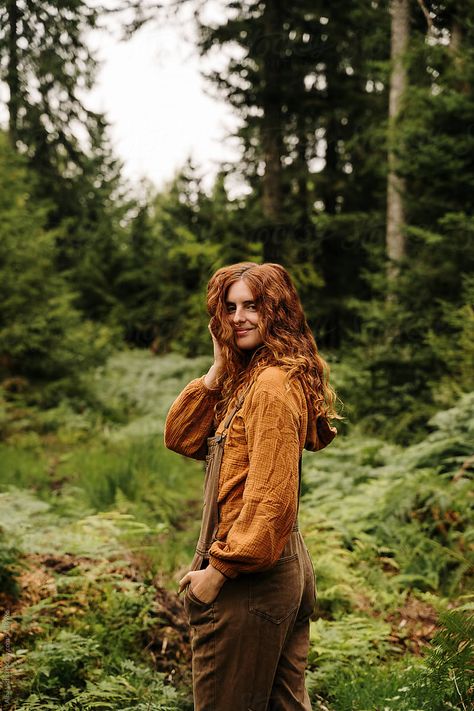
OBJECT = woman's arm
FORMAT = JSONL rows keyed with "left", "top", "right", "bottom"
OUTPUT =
{"left": 164, "top": 322, "right": 225, "bottom": 460}
{"left": 208, "top": 384, "right": 301, "bottom": 577}
{"left": 164, "top": 373, "right": 222, "bottom": 460}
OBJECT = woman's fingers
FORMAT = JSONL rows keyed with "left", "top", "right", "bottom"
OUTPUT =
{"left": 208, "top": 322, "right": 224, "bottom": 370}
{"left": 177, "top": 572, "right": 191, "bottom": 595}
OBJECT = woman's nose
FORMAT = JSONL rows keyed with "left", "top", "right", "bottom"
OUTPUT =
{"left": 233, "top": 307, "right": 245, "bottom": 322}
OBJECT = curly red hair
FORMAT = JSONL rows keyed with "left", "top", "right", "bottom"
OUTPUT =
{"left": 207, "top": 261, "right": 342, "bottom": 425}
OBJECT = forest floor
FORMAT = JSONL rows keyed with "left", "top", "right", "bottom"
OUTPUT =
{"left": 0, "top": 350, "right": 472, "bottom": 710}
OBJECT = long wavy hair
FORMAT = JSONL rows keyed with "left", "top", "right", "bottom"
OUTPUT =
{"left": 207, "top": 261, "right": 342, "bottom": 425}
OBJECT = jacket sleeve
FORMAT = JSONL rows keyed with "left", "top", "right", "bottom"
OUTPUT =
{"left": 208, "top": 386, "right": 301, "bottom": 578}
{"left": 164, "top": 375, "right": 222, "bottom": 460}
{"left": 303, "top": 393, "right": 338, "bottom": 451}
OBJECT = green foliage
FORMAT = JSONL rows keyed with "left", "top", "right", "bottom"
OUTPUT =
{"left": 0, "top": 1, "right": 134, "bottom": 344}
{"left": 122, "top": 163, "right": 250, "bottom": 356}
{"left": 0, "top": 132, "right": 116, "bottom": 408}
{"left": 343, "top": 211, "right": 474, "bottom": 444}
{"left": 0, "top": 442, "right": 49, "bottom": 488}
{"left": 0, "top": 0, "right": 99, "bottom": 161}
{"left": 301, "top": 387, "right": 473, "bottom": 704}
{"left": 0, "top": 351, "right": 216, "bottom": 574}
{"left": 1, "top": 352, "right": 473, "bottom": 710}
{"left": 0, "top": 527, "right": 22, "bottom": 598}
{"left": 416, "top": 606, "right": 474, "bottom": 708}
{"left": 1, "top": 476, "right": 195, "bottom": 706}
{"left": 427, "top": 273, "right": 474, "bottom": 401}
{"left": 322, "top": 658, "right": 424, "bottom": 711}
{"left": 398, "top": 33, "right": 474, "bottom": 225}
{"left": 307, "top": 615, "right": 392, "bottom": 693}
{"left": 193, "top": 0, "right": 390, "bottom": 347}
{"left": 320, "top": 607, "right": 474, "bottom": 710}
{"left": 90, "top": 351, "right": 214, "bottom": 425}
{"left": 1, "top": 0, "right": 473, "bottom": 705}
{"left": 62, "top": 119, "right": 132, "bottom": 331}
{"left": 21, "top": 631, "right": 101, "bottom": 696}
{"left": 17, "top": 659, "right": 190, "bottom": 710}
{"left": 342, "top": 7, "right": 474, "bottom": 445}
{"left": 304, "top": 391, "right": 473, "bottom": 614}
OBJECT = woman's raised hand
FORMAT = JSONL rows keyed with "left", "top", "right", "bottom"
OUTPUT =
{"left": 208, "top": 322, "right": 224, "bottom": 366}
{"left": 204, "top": 322, "right": 224, "bottom": 389}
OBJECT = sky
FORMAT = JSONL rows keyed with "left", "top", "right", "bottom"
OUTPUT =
{"left": 88, "top": 8, "right": 242, "bottom": 195}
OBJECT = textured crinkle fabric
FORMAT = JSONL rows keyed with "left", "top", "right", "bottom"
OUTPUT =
{"left": 164, "top": 366, "right": 337, "bottom": 578}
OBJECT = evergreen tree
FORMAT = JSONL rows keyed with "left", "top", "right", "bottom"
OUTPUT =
{"left": 0, "top": 132, "right": 115, "bottom": 406}
{"left": 194, "top": 1, "right": 391, "bottom": 348}
{"left": 0, "top": 0, "right": 99, "bottom": 157}
{"left": 113, "top": 199, "right": 163, "bottom": 348}
{"left": 386, "top": 0, "right": 410, "bottom": 283}
{"left": 346, "top": 1, "right": 474, "bottom": 442}
{"left": 111, "top": 160, "right": 262, "bottom": 354}
{"left": 0, "top": 0, "right": 131, "bottom": 329}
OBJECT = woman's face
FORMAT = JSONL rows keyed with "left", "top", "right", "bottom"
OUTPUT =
{"left": 225, "top": 279, "right": 264, "bottom": 351}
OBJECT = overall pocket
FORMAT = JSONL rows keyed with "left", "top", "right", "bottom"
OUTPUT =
{"left": 248, "top": 554, "right": 300, "bottom": 625}
{"left": 183, "top": 584, "right": 215, "bottom": 627}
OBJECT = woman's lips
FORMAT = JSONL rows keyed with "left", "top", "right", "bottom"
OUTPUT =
{"left": 235, "top": 329, "right": 252, "bottom": 336}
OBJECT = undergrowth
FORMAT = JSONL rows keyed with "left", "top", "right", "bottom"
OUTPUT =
{"left": 0, "top": 351, "right": 472, "bottom": 709}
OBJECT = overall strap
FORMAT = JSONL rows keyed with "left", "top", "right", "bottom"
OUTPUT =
{"left": 218, "top": 381, "right": 254, "bottom": 435}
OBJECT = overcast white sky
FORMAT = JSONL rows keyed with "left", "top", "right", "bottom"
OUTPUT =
{"left": 88, "top": 9, "right": 242, "bottom": 195}
{"left": 0, "top": 4, "right": 246, "bottom": 197}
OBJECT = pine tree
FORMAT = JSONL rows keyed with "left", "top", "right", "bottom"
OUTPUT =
{"left": 0, "top": 0, "right": 100, "bottom": 157}
{"left": 0, "top": 0, "right": 131, "bottom": 330}
{"left": 386, "top": 0, "right": 410, "bottom": 283}
{"left": 194, "top": 1, "right": 391, "bottom": 348}
{"left": 346, "top": 1, "right": 474, "bottom": 442}
{"left": 0, "top": 131, "right": 114, "bottom": 406}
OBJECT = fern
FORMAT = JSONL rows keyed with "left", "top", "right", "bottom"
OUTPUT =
{"left": 416, "top": 607, "right": 474, "bottom": 708}
{"left": 17, "top": 659, "right": 191, "bottom": 711}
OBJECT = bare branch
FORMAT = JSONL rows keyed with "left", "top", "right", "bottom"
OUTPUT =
{"left": 415, "top": 0, "right": 434, "bottom": 34}
{"left": 97, "top": 0, "right": 190, "bottom": 15}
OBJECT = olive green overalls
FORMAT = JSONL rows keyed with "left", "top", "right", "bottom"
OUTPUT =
{"left": 183, "top": 384, "right": 316, "bottom": 711}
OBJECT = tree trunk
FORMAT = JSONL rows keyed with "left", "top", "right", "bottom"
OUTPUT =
{"left": 450, "top": 19, "right": 462, "bottom": 54}
{"left": 261, "top": 0, "right": 284, "bottom": 263}
{"left": 449, "top": 18, "right": 469, "bottom": 93}
{"left": 6, "top": 0, "right": 20, "bottom": 149}
{"left": 292, "top": 115, "right": 317, "bottom": 264}
{"left": 386, "top": 0, "right": 409, "bottom": 282}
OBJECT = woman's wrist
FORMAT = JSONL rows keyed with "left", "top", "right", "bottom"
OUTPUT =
{"left": 207, "top": 563, "right": 227, "bottom": 588}
{"left": 203, "top": 364, "right": 223, "bottom": 390}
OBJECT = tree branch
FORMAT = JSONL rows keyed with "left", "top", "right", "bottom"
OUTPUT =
{"left": 415, "top": 0, "right": 434, "bottom": 34}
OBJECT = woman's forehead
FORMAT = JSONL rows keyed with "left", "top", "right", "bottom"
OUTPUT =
{"left": 226, "top": 279, "right": 256, "bottom": 302}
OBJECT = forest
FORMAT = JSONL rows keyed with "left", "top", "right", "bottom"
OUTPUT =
{"left": 0, "top": 0, "right": 473, "bottom": 709}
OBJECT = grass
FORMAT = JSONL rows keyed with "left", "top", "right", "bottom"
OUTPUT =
{"left": 1, "top": 350, "right": 473, "bottom": 709}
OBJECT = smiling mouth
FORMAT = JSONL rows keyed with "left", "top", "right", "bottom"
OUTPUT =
{"left": 235, "top": 329, "right": 252, "bottom": 336}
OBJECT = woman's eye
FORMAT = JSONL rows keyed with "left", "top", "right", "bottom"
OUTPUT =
{"left": 226, "top": 304, "right": 257, "bottom": 312}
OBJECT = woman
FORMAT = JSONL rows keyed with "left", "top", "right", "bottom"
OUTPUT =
{"left": 164, "top": 261, "right": 340, "bottom": 711}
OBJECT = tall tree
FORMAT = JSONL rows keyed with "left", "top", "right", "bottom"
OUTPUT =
{"left": 4, "top": 0, "right": 19, "bottom": 147}
{"left": 0, "top": 0, "right": 100, "bottom": 160}
{"left": 194, "top": 2, "right": 391, "bottom": 347}
{"left": 386, "top": 0, "right": 410, "bottom": 282}
{"left": 347, "top": 0, "right": 474, "bottom": 441}
{"left": 0, "top": 131, "right": 113, "bottom": 406}
{"left": 259, "top": 0, "right": 284, "bottom": 261}
{"left": 0, "top": 1, "right": 135, "bottom": 330}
